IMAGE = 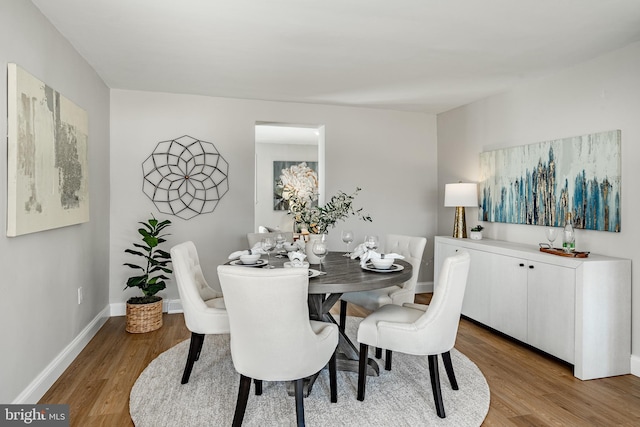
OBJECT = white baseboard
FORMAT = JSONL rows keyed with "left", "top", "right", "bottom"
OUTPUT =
{"left": 110, "top": 299, "right": 183, "bottom": 316}
{"left": 630, "top": 354, "right": 640, "bottom": 377}
{"left": 13, "top": 305, "right": 110, "bottom": 404}
{"left": 415, "top": 281, "right": 434, "bottom": 294}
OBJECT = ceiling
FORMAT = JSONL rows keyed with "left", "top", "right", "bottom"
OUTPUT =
{"left": 31, "top": 0, "right": 640, "bottom": 114}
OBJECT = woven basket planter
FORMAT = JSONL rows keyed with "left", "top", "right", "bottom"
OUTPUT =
{"left": 126, "top": 299, "right": 163, "bottom": 333}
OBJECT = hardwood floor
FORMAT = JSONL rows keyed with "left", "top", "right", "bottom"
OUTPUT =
{"left": 40, "top": 294, "right": 640, "bottom": 426}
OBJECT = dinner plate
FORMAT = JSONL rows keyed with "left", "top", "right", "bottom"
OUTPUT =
{"left": 230, "top": 259, "right": 268, "bottom": 267}
{"left": 308, "top": 269, "right": 322, "bottom": 278}
{"left": 362, "top": 263, "right": 405, "bottom": 273}
{"left": 284, "top": 261, "right": 310, "bottom": 268}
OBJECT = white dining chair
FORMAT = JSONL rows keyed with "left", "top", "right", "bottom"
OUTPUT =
{"left": 170, "top": 241, "right": 230, "bottom": 384}
{"left": 217, "top": 265, "right": 338, "bottom": 427}
{"left": 356, "top": 251, "right": 471, "bottom": 418}
{"left": 339, "top": 234, "right": 427, "bottom": 330}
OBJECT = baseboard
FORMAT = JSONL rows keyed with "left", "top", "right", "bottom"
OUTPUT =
{"left": 415, "top": 281, "right": 434, "bottom": 294}
{"left": 630, "top": 354, "right": 640, "bottom": 377}
{"left": 13, "top": 305, "right": 110, "bottom": 404}
{"left": 110, "top": 299, "right": 183, "bottom": 316}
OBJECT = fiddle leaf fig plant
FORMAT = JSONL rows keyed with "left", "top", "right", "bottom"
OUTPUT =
{"left": 123, "top": 215, "right": 173, "bottom": 304}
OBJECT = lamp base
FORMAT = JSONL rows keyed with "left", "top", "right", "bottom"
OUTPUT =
{"left": 452, "top": 206, "right": 467, "bottom": 238}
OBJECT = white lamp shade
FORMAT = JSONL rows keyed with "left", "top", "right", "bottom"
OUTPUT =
{"left": 444, "top": 183, "right": 478, "bottom": 207}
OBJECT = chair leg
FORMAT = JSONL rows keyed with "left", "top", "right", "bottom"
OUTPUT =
{"left": 339, "top": 300, "right": 347, "bottom": 331}
{"left": 195, "top": 332, "right": 205, "bottom": 361}
{"left": 181, "top": 332, "right": 204, "bottom": 384}
{"left": 385, "top": 349, "right": 392, "bottom": 371}
{"left": 442, "top": 351, "right": 459, "bottom": 390}
{"left": 232, "top": 374, "right": 252, "bottom": 427}
{"left": 357, "top": 343, "right": 368, "bottom": 401}
{"left": 254, "top": 379, "right": 263, "bottom": 395}
{"left": 428, "top": 354, "right": 446, "bottom": 418}
{"left": 294, "top": 378, "right": 305, "bottom": 427}
{"left": 329, "top": 351, "right": 337, "bottom": 403}
{"left": 375, "top": 347, "right": 382, "bottom": 359}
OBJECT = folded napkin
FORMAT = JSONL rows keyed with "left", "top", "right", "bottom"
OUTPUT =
{"left": 355, "top": 249, "right": 405, "bottom": 267}
{"left": 228, "top": 242, "right": 267, "bottom": 260}
{"left": 287, "top": 250, "right": 307, "bottom": 267}
{"left": 350, "top": 243, "right": 368, "bottom": 260}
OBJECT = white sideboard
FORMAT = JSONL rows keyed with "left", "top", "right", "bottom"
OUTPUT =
{"left": 434, "top": 236, "right": 631, "bottom": 380}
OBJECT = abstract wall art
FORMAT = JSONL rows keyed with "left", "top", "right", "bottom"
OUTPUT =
{"left": 142, "top": 135, "right": 229, "bottom": 220}
{"left": 7, "top": 63, "right": 89, "bottom": 237}
{"left": 479, "top": 130, "right": 621, "bottom": 232}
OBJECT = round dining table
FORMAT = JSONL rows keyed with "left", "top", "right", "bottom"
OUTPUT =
{"left": 267, "top": 250, "right": 413, "bottom": 396}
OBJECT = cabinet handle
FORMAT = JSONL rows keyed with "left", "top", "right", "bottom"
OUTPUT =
{"left": 519, "top": 263, "right": 525, "bottom": 267}
{"left": 529, "top": 265, "right": 534, "bottom": 269}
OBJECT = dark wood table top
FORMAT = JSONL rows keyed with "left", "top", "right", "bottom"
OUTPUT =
{"left": 268, "top": 251, "right": 413, "bottom": 295}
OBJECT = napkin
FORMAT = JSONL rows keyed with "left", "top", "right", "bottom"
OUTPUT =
{"left": 350, "top": 243, "right": 368, "bottom": 260}
{"left": 354, "top": 248, "right": 405, "bottom": 268}
{"left": 228, "top": 242, "right": 267, "bottom": 260}
{"left": 287, "top": 250, "right": 307, "bottom": 267}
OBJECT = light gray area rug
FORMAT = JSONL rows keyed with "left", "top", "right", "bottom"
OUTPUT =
{"left": 130, "top": 317, "right": 489, "bottom": 426}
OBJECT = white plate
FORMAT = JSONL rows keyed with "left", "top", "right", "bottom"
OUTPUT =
{"left": 362, "top": 263, "right": 405, "bottom": 273}
{"left": 284, "top": 261, "right": 310, "bottom": 268}
{"left": 308, "top": 269, "right": 322, "bottom": 278}
{"left": 230, "top": 259, "right": 268, "bottom": 267}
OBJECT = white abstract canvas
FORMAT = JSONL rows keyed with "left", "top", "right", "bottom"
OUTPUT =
{"left": 7, "top": 63, "right": 89, "bottom": 236}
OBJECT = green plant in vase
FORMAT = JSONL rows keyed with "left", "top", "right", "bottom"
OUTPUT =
{"left": 123, "top": 215, "right": 173, "bottom": 304}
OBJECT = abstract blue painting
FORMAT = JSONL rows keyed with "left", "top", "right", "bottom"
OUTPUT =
{"left": 479, "top": 130, "right": 621, "bottom": 232}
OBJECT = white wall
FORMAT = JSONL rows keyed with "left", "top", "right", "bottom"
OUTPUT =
{"left": 437, "top": 41, "right": 640, "bottom": 366}
{"left": 0, "top": 1, "right": 110, "bottom": 402}
{"left": 110, "top": 90, "right": 437, "bottom": 303}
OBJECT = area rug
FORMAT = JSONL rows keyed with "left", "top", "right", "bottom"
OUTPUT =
{"left": 130, "top": 317, "right": 489, "bottom": 426}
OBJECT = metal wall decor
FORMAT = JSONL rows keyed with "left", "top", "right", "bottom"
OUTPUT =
{"left": 142, "top": 135, "right": 229, "bottom": 220}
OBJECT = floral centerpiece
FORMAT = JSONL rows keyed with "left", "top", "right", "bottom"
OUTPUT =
{"left": 277, "top": 162, "right": 372, "bottom": 234}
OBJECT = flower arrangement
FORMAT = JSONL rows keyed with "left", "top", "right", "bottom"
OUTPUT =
{"left": 277, "top": 162, "right": 372, "bottom": 234}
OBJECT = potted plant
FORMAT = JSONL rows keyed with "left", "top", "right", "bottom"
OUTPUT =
{"left": 123, "top": 215, "right": 172, "bottom": 333}
{"left": 470, "top": 225, "right": 484, "bottom": 240}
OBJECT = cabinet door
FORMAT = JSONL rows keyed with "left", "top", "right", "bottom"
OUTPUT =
{"left": 527, "top": 262, "right": 576, "bottom": 363}
{"left": 489, "top": 254, "right": 528, "bottom": 342}
{"left": 434, "top": 242, "right": 461, "bottom": 288}
{"left": 460, "top": 249, "right": 491, "bottom": 325}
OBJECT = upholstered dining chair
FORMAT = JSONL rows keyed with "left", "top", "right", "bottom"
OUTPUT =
{"left": 170, "top": 241, "right": 230, "bottom": 384}
{"left": 339, "top": 234, "right": 427, "bottom": 330}
{"left": 356, "top": 251, "right": 471, "bottom": 418}
{"left": 246, "top": 231, "right": 294, "bottom": 247}
{"left": 217, "top": 265, "right": 338, "bottom": 427}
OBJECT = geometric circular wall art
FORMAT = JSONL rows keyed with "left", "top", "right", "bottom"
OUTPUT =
{"left": 142, "top": 135, "right": 230, "bottom": 220}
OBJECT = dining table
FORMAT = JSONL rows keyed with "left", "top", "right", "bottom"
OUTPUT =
{"left": 255, "top": 250, "right": 413, "bottom": 396}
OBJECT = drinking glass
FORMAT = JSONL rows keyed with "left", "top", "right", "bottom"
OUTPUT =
{"left": 275, "top": 233, "right": 286, "bottom": 258}
{"left": 312, "top": 239, "right": 328, "bottom": 270}
{"left": 261, "top": 236, "right": 275, "bottom": 268}
{"left": 364, "top": 235, "right": 379, "bottom": 251}
{"left": 545, "top": 228, "right": 559, "bottom": 249}
{"left": 341, "top": 230, "right": 354, "bottom": 257}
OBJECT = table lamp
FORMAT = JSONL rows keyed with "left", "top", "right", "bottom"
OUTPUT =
{"left": 444, "top": 182, "right": 478, "bottom": 238}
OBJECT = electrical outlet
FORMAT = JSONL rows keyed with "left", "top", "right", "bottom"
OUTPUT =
{"left": 77, "top": 287, "right": 83, "bottom": 304}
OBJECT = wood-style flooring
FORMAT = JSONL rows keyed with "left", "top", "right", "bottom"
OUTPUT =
{"left": 40, "top": 294, "right": 640, "bottom": 426}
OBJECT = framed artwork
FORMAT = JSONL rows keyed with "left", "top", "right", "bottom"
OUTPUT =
{"left": 273, "top": 161, "right": 318, "bottom": 210}
{"left": 7, "top": 63, "right": 89, "bottom": 237}
{"left": 479, "top": 130, "right": 621, "bottom": 231}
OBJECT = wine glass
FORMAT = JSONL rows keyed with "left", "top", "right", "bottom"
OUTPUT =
{"left": 261, "top": 236, "right": 275, "bottom": 268}
{"left": 341, "top": 230, "right": 354, "bottom": 257}
{"left": 275, "top": 232, "right": 286, "bottom": 258}
{"left": 364, "top": 235, "right": 379, "bottom": 251}
{"left": 545, "top": 227, "right": 559, "bottom": 249}
{"left": 312, "top": 239, "right": 328, "bottom": 270}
